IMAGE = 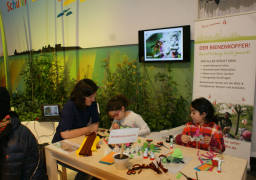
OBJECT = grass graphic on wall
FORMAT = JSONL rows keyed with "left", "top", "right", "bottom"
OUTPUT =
{"left": 195, "top": 29, "right": 256, "bottom": 44}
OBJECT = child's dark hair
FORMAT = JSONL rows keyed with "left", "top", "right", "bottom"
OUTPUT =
{"left": 106, "top": 95, "right": 130, "bottom": 113}
{"left": 191, "top": 97, "right": 218, "bottom": 124}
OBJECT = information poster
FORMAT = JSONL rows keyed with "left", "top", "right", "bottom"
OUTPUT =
{"left": 193, "top": 12, "right": 256, "bottom": 141}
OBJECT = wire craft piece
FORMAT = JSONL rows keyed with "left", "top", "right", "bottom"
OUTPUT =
{"left": 159, "top": 148, "right": 184, "bottom": 163}
{"left": 189, "top": 128, "right": 204, "bottom": 142}
{"left": 131, "top": 161, "right": 168, "bottom": 175}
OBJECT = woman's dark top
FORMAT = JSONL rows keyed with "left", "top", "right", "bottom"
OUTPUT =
{"left": 52, "top": 99, "right": 100, "bottom": 143}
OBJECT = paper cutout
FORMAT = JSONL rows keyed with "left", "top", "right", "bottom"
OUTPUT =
{"left": 172, "top": 148, "right": 183, "bottom": 158}
{"left": 197, "top": 164, "right": 213, "bottom": 171}
{"left": 208, "top": 166, "right": 214, "bottom": 171}
{"left": 76, "top": 134, "right": 100, "bottom": 156}
{"left": 199, "top": 157, "right": 204, "bottom": 164}
{"left": 99, "top": 152, "right": 117, "bottom": 165}
{"left": 206, "top": 160, "right": 212, "bottom": 165}
{"left": 176, "top": 172, "right": 182, "bottom": 179}
{"left": 212, "top": 160, "right": 218, "bottom": 166}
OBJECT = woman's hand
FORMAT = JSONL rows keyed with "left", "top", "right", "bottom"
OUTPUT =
{"left": 88, "top": 123, "right": 99, "bottom": 132}
{"left": 203, "top": 136, "right": 211, "bottom": 144}
{"left": 181, "top": 135, "right": 191, "bottom": 143}
{"left": 112, "top": 123, "right": 120, "bottom": 129}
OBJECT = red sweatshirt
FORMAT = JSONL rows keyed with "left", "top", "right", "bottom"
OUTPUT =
{"left": 176, "top": 121, "right": 225, "bottom": 153}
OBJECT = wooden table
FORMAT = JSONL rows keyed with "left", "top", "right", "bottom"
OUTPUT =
{"left": 45, "top": 134, "right": 247, "bottom": 180}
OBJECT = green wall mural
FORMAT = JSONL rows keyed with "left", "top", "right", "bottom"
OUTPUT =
{"left": 0, "top": 0, "right": 195, "bottom": 129}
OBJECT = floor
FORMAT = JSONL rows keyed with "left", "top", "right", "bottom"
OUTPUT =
{"left": 247, "top": 169, "right": 256, "bottom": 180}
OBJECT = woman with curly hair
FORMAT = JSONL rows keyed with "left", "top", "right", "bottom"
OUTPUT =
{"left": 52, "top": 78, "right": 99, "bottom": 143}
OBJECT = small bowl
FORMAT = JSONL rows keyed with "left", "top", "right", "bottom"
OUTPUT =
{"left": 113, "top": 153, "right": 129, "bottom": 170}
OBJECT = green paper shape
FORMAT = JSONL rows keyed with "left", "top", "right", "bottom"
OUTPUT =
{"left": 162, "top": 158, "right": 167, "bottom": 163}
{"left": 106, "top": 134, "right": 109, "bottom": 137}
{"left": 172, "top": 148, "right": 183, "bottom": 158}
{"left": 176, "top": 172, "right": 182, "bottom": 179}
{"left": 130, "top": 154, "right": 134, "bottom": 159}
{"left": 124, "top": 144, "right": 127, "bottom": 150}
{"left": 138, "top": 151, "right": 141, "bottom": 156}
{"left": 206, "top": 160, "right": 212, "bottom": 165}
{"left": 204, "top": 167, "right": 211, "bottom": 171}
{"left": 120, "top": 126, "right": 124, "bottom": 129}
{"left": 138, "top": 140, "right": 141, "bottom": 143}
{"left": 126, "top": 127, "right": 129, "bottom": 128}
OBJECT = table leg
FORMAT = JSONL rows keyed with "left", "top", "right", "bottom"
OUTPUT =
{"left": 62, "top": 166, "right": 67, "bottom": 180}
{"left": 45, "top": 148, "right": 58, "bottom": 180}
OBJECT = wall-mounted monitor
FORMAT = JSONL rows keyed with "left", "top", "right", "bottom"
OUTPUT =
{"left": 138, "top": 25, "right": 190, "bottom": 63}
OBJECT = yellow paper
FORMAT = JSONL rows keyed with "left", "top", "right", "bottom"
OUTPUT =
{"left": 76, "top": 136, "right": 100, "bottom": 156}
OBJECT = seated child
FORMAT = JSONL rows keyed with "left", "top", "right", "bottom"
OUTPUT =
{"left": 106, "top": 95, "right": 151, "bottom": 136}
{"left": 223, "top": 127, "right": 236, "bottom": 139}
{"left": 176, "top": 97, "right": 225, "bottom": 153}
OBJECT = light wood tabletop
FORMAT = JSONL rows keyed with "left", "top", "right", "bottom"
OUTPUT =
{"left": 45, "top": 132, "right": 247, "bottom": 180}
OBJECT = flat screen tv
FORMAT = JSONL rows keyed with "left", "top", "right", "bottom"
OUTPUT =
{"left": 138, "top": 25, "right": 190, "bottom": 63}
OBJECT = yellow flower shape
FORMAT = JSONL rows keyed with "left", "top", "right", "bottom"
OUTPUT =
{"left": 95, "top": 81, "right": 98, "bottom": 84}
{"left": 132, "top": 65, "right": 136, "bottom": 68}
{"left": 116, "top": 51, "right": 119, "bottom": 54}
{"left": 123, "top": 55, "right": 127, "bottom": 58}
{"left": 104, "top": 59, "right": 107, "bottom": 62}
{"left": 121, "top": 63, "right": 124, "bottom": 67}
{"left": 133, "top": 60, "right": 137, "bottom": 62}
{"left": 146, "top": 81, "right": 148, "bottom": 83}
{"left": 116, "top": 63, "right": 121, "bottom": 67}
{"left": 111, "top": 82, "right": 114, "bottom": 85}
{"left": 101, "top": 59, "right": 103, "bottom": 62}
{"left": 128, "top": 62, "right": 132, "bottom": 66}
{"left": 150, "top": 66, "right": 154, "bottom": 69}
{"left": 133, "top": 72, "right": 136, "bottom": 74}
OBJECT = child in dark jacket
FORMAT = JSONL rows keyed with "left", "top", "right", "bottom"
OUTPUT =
{"left": 0, "top": 87, "right": 48, "bottom": 180}
{"left": 176, "top": 97, "right": 225, "bottom": 153}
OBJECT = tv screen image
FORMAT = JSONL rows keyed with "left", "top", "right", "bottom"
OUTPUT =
{"left": 139, "top": 25, "right": 190, "bottom": 63}
{"left": 145, "top": 28, "right": 183, "bottom": 61}
{"left": 44, "top": 105, "right": 59, "bottom": 116}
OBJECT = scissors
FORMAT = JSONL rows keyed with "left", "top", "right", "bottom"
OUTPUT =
{"left": 127, "top": 165, "right": 136, "bottom": 175}
{"left": 157, "top": 142, "right": 169, "bottom": 149}
{"left": 179, "top": 171, "right": 197, "bottom": 180}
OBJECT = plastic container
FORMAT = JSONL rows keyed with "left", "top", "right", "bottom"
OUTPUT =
{"left": 113, "top": 153, "right": 129, "bottom": 170}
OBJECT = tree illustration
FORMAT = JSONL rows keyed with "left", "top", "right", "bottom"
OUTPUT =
{"left": 226, "top": 104, "right": 248, "bottom": 136}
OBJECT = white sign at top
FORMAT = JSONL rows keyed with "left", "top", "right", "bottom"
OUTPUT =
{"left": 108, "top": 128, "right": 139, "bottom": 144}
